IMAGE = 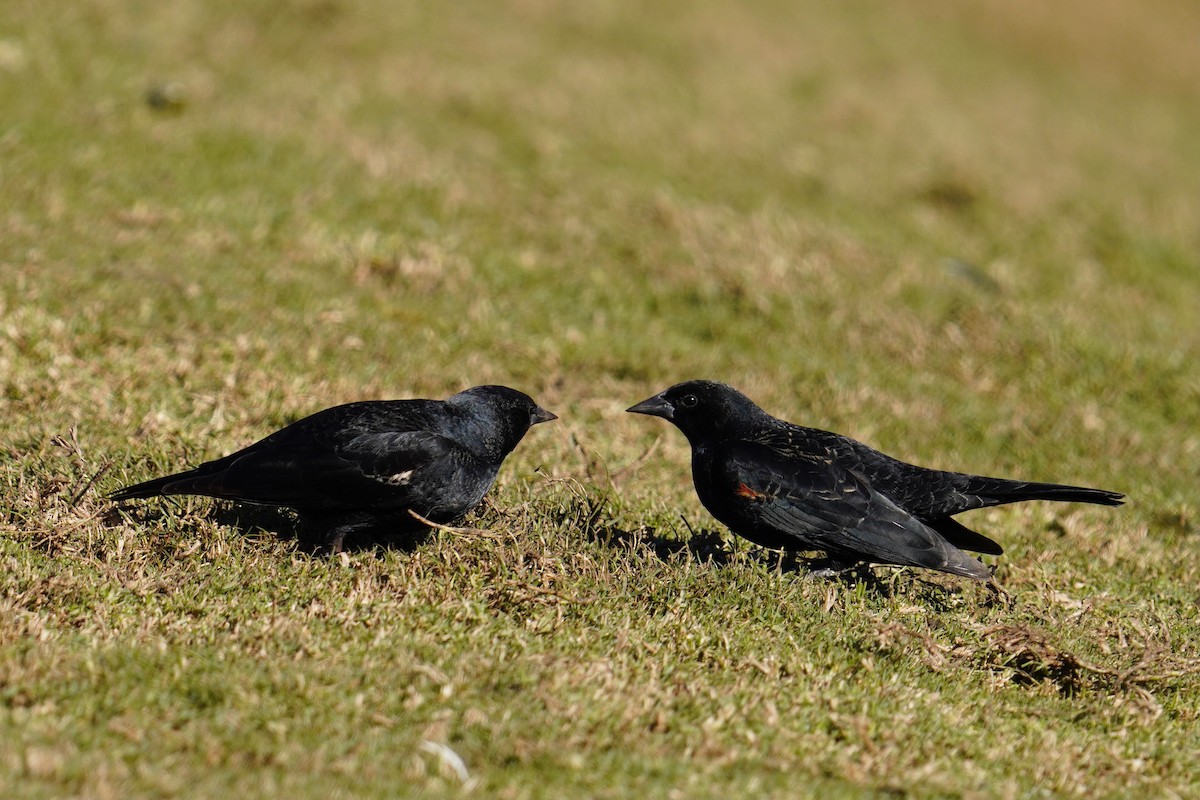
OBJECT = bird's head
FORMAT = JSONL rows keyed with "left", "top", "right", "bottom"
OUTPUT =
{"left": 627, "top": 380, "right": 767, "bottom": 443}
{"left": 448, "top": 385, "right": 557, "bottom": 459}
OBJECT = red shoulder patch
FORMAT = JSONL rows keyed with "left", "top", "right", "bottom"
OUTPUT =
{"left": 736, "top": 482, "right": 765, "bottom": 501}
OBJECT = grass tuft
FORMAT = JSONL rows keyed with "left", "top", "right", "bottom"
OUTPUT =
{"left": 4, "top": 0, "right": 1200, "bottom": 796}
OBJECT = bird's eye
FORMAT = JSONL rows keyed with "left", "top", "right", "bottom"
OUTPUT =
{"left": 679, "top": 394, "right": 699, "bottom": 409}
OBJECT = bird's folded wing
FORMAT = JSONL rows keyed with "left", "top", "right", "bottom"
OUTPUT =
{"left": 187, "top": 430, "right": 459, "bottom": 508}
{"left": 719, "top": 442, "right": 989, "bottom": 578}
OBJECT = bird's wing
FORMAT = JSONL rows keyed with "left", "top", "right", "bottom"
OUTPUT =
{"left": 184, "top": 429, "right": 462, "bottom": 509}
{"left": 758, "top": 425, "right": 1121, "bottom": 517}
{"left": 716, "top": 441, "right": 989, "bottom": 579}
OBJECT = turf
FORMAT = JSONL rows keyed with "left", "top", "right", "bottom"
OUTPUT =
{"left": 3, "top": 0, "right": 1199, "bottom": 797}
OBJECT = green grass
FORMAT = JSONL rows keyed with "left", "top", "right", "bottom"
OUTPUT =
{"left": 3, "top": 0, "right": 1200, "bottom": 796}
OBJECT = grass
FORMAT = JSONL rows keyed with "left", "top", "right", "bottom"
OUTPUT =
{"left": 3, "top": 0, "right": 1200, "bottom": 796}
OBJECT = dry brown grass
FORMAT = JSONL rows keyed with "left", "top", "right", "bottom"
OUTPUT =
{"left": 3, "top": 0, "right": 1200, "bottom": 797}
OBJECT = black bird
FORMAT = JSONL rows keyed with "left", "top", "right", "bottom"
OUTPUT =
{"left": 112, "top": 385, "right": 557, "bottom": 551}
{"left": 628, "top": 381, "right": 1123, "bottom": 580}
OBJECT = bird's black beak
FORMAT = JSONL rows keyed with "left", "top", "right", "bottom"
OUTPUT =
{"left": 530, "top": 406, "right": 558, "bottom": 425}
{"left": 627, "top": 393, "right": 673, "bottom": 420}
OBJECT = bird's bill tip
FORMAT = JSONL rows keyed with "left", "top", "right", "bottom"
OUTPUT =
{"left": 626, "top": 394, "right": 673, "bottom": 419}
{"left": 531, "top": 407, "right": 558, "bottom": 425}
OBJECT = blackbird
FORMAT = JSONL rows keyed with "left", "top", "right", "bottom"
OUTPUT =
{"left": 112, "top": 385, "right": 556, "bottom": 551}
{"left": 628, "top": 380, "right": 1122, "bottom": 579}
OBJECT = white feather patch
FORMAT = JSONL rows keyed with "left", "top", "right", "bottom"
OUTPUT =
{"left": 381, "top": 469, "right": 414, "bottom": 486}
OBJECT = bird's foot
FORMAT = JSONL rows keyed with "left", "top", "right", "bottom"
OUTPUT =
{"left": 295, "top": 512, "right": 373, "bottom": 555}
{"left": 801, "top": 557, "right": 861, "bottom": 580}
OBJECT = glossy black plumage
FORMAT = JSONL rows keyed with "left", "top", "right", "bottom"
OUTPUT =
{"left": 628, "top": 381, "right": 1123, "bottom": 580}
{"left": 112, "top": 385, "right": 556, "bottom": 551}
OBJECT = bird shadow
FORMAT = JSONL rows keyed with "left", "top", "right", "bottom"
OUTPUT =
{"left": 587, "top": 522, "right": 736, "bottom": 567}
{"left": 585, "top": 520, "right": 964, "bottom": 601}
{"left": 748, "top": 550, "right": 909, "bottom": 598}
{"left": 207, "top": 505, "right": 434, "bottom": 555}
{"left": 208, "top": 504, "right": 297, "bottom": 542}
{"left": 113, "top": 497, "right": 979, "bottom": 606}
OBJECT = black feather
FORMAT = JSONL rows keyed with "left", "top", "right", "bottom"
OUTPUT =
{"left": 110, "top": 386, "right": 556, "bottom": 551}
{"left": 629, "top": 380, "right": 1123, "bottom": 580}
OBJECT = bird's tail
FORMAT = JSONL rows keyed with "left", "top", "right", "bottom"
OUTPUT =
{"left": 926, "top": 517, "right": 1004, "bottom": 555}
{"left": 935, "top": 550, "right": 993, "bottom": 581}
{"left": 966, "top": 478, "right": 1124, "bottom": 508}
{"left": 913, "top": 531, "right": 992, "bottom": 580}
{"left": 109, "top": 470, "right": 200, "bottom": 501}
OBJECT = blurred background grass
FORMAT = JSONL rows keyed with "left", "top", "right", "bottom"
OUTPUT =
{"left": 2, "top": 0, "right": 1199, "bottom": 797}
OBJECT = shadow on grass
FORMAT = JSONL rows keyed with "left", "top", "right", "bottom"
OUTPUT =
{"left": 210, "top": 504, "right": 436, "bottom": 554}
{"left": 112, "top": 491, "right": 975, "bottom": 608}
{"left": 109, "top": 500, "right": 434, "bottom": 555}
{"left": 588, "top": 522, "right": 735, "bottom": 567}
{"left": 584, "top": 519, "right": 919, "bottom": 598}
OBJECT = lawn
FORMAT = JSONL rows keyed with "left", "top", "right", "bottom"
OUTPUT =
{"left": 2, "top": 0, "right": 1199, "bottom": 797}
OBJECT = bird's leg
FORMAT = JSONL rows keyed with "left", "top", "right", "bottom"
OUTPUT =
{"left": 325, "top": 526, "right": 350, "bottom": 554}
{"left": 802, "top": 556, "right": 860, "bottom": 580}
{"left": 298, "top": 511, "right": 375, "bottom": 554}
{"left": 324, "top": 513, "right": 387, "bottom": 554}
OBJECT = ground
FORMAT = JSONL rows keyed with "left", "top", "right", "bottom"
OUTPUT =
{"left": 2, "top": 0, "right": 1199, "bottom": 797}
